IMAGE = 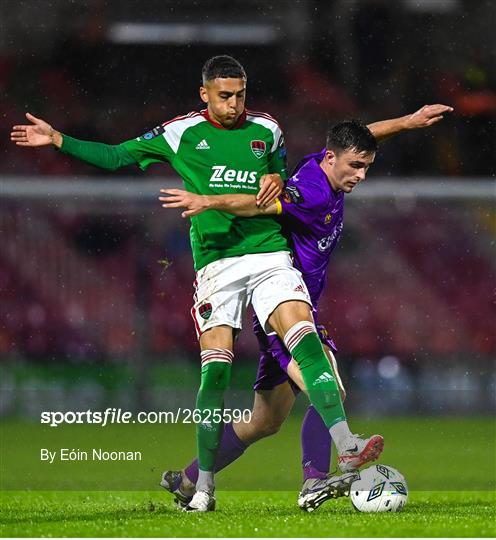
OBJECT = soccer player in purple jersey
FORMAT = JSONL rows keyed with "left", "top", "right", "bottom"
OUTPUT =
{"left": 159, "top": 103, "right": 452, "bottom": 511}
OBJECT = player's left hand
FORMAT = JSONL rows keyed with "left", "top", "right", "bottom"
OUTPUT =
{"left": 159, "top": 188, "right": 208, "bottom": 218}
{"left": 257, "top": 174, "right": 284, "bottom": 207}
{"left": 406, "top": 104, "right": 454, "bottom": 129}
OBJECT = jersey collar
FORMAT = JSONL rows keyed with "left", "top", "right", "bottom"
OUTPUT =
{"left": 292, "top": 148, "right": 327, "bottom": 176}
{"left": 201, "top": 108, "right": 247, "bottom": 129}
{"left": 295, "top": 149, "right": 340, "bottom": 198}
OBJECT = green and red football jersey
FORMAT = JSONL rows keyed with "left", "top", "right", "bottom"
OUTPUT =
{"left": 123, "top": 109, "right": 289, "bottom": 270}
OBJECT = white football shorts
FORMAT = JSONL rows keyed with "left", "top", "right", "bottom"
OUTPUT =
{"left": 191, "top": 251, "right": 311, "bottom": 338}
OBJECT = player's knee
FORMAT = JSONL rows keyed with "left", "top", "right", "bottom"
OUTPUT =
{"left": 250, "top": 413, "right": 282, "bottom": 438}
{"left": 271, "top": 304, "right": 313, "bottom": 337}
{"left": 258, "top": 421, "right": 281, "bottom": 438}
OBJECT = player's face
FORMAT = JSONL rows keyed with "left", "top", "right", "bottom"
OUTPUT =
{"left": 200, "top": 78, "right": 246, "bottom": 128}
{"left": 324, "top": 148, "right": 375, "bottom": 193}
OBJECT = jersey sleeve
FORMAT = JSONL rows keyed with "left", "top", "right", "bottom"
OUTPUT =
{"left": 59, "top": 135, "right": 137, "bottom": 171}
{"left": 267, "top": 130, "right": 288, "bottom": 180}
{"left": 122, "top": 124, "right": 176, "bottom": 171}
{"left": 276, "top": 176, "right": 326, "bottom": 225}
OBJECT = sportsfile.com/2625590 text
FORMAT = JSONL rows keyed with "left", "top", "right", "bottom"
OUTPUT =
{"left": 40, "top": 408, "right": 252, "bottom": 427}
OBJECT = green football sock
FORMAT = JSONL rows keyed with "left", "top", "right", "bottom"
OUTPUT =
{"left": 196, "top": 352, "right": 232, "bottom": 473}
{"left": 289, "top": 329, "right": 346, "bottom": 428}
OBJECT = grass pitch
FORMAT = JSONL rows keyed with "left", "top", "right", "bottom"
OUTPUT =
{"left": 1, "top": 490, "right": 495, "bottom": 537}
{"left": 1, "top": 416, "right": 494, "bottom": 536}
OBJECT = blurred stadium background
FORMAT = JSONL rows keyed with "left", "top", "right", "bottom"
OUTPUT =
{"left": 0, "top": 0, "right": 494, "bottom": 491}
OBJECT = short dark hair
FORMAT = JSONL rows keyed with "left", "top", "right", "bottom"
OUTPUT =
{"left": 202, "top": 55, "right": 247, "bottom": 84}
{"left": 326, "top": 120, "right": 377, "bottom": 155}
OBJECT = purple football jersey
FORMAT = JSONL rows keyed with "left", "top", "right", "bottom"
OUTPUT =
{"left": 279, "top": 148, "right": 343, "bottom": 308}
{"left": 253, "top": 149, "right": 344, "bottom": 390}
{"left": 252, "top": 148, "right": 342, "bottom": 391}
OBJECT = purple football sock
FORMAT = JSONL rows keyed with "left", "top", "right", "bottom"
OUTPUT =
{"left": 301, "top": 405, "right": 332, "bottom": 481}
{"left": 184, "top": 422, "right": 247, "bottom": 484}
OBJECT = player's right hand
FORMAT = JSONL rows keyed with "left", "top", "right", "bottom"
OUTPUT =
{"left": 406, "top": 104, "right": 453, "bottom": 129}
{"left": 159, "top": 188, "right": 209, "bottom": 218}
{"left": 10, "top": 112, "right": 60, "bottom": 147}
{"left": 257, "top": 173, "right": 283, "bottom": 207}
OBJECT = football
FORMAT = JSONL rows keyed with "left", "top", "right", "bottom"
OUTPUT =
{"left": 350, "top": 464, "right": 408, "bottom": 512}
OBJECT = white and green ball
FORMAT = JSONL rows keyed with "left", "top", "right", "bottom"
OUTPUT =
{"left": 350, "top": 464, "right": 408, "bottom": 512}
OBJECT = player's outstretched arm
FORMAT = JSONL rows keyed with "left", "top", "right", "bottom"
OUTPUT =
{"left": 10, "top": 112, "right": 136, "bottom": 171}
{"left": 11, "top": 113, "right": 63, "bottom": 148}
{"left": 159, "top": 189, "right": 278, "bottom": 218}
{"left": 367, "top": 104, "right": 453, "bottom": 142}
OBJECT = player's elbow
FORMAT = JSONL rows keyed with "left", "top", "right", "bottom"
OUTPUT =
{"left": 105, "top": 155, "right": 126, "bottom": 171}
{"left": 103, "top": 145, "right": 132, "bottom": 171}
{"left": 104, "top": 164, "right": 120, "bottom": 172}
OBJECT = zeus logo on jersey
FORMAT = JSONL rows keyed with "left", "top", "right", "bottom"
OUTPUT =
{"left": 209, "top": 165, "right": 258, "bottom": 184}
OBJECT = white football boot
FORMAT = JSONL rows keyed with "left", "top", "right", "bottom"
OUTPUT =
{"left": 183, "top": 490, "right": 216, "bottom": 512}
{"left": 337, "top": 434, "right": 384, "bottom": 472}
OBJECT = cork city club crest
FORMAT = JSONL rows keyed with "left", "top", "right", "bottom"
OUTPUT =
{"left": 250, "top": 140, "right": 266, "bottom": 158}
{"left": 198, "top": 302, "right": 212, "bottom": 320}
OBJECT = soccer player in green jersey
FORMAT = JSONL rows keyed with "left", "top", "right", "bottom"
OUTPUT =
{"left": 11, "top": 55, "right": 384, "bottom": 512}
